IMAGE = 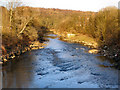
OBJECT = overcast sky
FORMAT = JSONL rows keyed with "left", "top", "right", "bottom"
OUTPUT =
{"left": 1, "top": 0, "right": 119, "bottom": 12}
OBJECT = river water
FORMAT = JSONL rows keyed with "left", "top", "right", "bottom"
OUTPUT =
{"left": 1, "top": 32, "right": 120, "bottom": 88}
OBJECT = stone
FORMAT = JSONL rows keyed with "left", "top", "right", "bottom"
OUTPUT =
{"left": 76, "top": 48, "right": 79, "bottom": 50}
{"left": 3, "top": 59, "right": 7, "bottom": 62}
{"left": 67, "top": 33, "right": 75, "bottom": 38}
{"left": 88, "top": 49, "right": 100, "bottom": 54}
{"left": 0, "top": 61, "right": 3, "bottom": 64}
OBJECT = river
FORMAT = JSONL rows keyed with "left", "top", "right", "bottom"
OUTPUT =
{"left": 1, "top": 32, "right": 120, "bottom": 88}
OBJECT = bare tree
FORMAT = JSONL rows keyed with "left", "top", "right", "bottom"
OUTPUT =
{"left": 3, "top": 0, "right": 23, "bottom": 53}
{"left": 5, "top": 0, "right": 23, "bottom": 29}
{"left": 5, "top": 0, "right": 33, "bottom": 36}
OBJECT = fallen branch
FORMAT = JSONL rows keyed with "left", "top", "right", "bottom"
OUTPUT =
{"left": 18, "top": 17, "right": 33, "bottom": 34}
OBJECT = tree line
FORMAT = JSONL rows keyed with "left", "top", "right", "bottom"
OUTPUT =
{"left": 1, "top": 2, "right": 120, "bottom": 59}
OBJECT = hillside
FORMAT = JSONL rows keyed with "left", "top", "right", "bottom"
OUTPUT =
{"left": 1, "top": 6, "right": 120, "bottom": 63}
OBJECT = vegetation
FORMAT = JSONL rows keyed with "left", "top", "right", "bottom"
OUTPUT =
{"left": 1, "top": 5, "right": 48, "bottom": 55}
{"left": 1, "top": 3, "right": 120, "bottom": 61}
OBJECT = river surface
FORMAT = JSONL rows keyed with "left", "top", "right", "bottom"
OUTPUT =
{"left": 1, "top": 32, "right": 120, "bottom": 88}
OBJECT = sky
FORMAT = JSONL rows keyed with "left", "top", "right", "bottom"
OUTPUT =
{"left": 1, "top": 0, "right": 120, "bottom": 12}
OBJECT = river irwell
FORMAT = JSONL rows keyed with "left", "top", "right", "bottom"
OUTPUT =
{"left": 1, "top": 32, "right": 120, "bottom": 88}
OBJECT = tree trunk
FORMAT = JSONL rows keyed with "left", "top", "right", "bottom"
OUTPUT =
{"left": 19, "top": 17, "right": 32, "bottom": 34}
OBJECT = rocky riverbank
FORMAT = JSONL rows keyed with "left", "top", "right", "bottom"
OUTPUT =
{"left": 2, "top": 33, "right": 119, "bottom": 88}
{"left": 50, "top": 29, "right": 120, "bottom": 68}
{"left": 99, "top": 46, "right": 120, "bottom": 62}
{"left": 1, "top": 41, "right": 46, "bottom": 64}
{"left": 50, "top": 29, "right": 99, "bottom": 51}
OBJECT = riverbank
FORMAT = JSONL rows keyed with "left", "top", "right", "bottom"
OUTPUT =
{"left": 2, "top": 33, "right": 119, "bottom": 88}
{"left": 50, "top": 29, "right": 120, "bottom": 68}
{"left": 1, "top": 41, "right": 46, "bottom": 64}
{"left": 50, "top": 29, "right": 98, "bottom": 49}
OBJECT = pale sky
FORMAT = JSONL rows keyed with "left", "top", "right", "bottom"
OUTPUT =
{"left": 1, "top": 0, "right": 119, "bottom": 12}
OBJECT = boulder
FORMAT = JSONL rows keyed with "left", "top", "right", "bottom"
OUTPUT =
{"left": 88, "top": 49, "right": 100, "bottom": 54}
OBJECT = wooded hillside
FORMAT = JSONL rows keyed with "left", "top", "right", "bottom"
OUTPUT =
{"left": 1, "top": 6, "right": 120, "bottom": 61}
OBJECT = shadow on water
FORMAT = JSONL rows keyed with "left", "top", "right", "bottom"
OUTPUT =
{"left": 2, "top": 51, "right": 37, "bottom": 88}
{"left": 96, "top": 55, "right": 117, "bottom": 68}
{"left": 44, "top": 34, "right": 58, "bottom": 39}
{"left": 0, "top": 65, "right": 2, "bottom": 89}
{"left": 1, "top": 31, "right": 57, "bottom": 88}
{"left": 1, "top": 31, "right": 120, "bottom": 88}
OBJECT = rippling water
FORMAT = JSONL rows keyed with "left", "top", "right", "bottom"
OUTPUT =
{"left": 1, "top": 32, "right": 120, "bottom": 88}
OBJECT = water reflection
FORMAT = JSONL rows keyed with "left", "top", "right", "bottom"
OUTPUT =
{"left": 96, "top": 56, "right": 116, "bottom": 68}
{"left": 2, "top": 52, "right": 36, "bottom": 88}
{"left": 0, "top": 65, "right": 2, "bottom": 89}
{"left": 2, "top": 32, "right": 119, "bottom": 88}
